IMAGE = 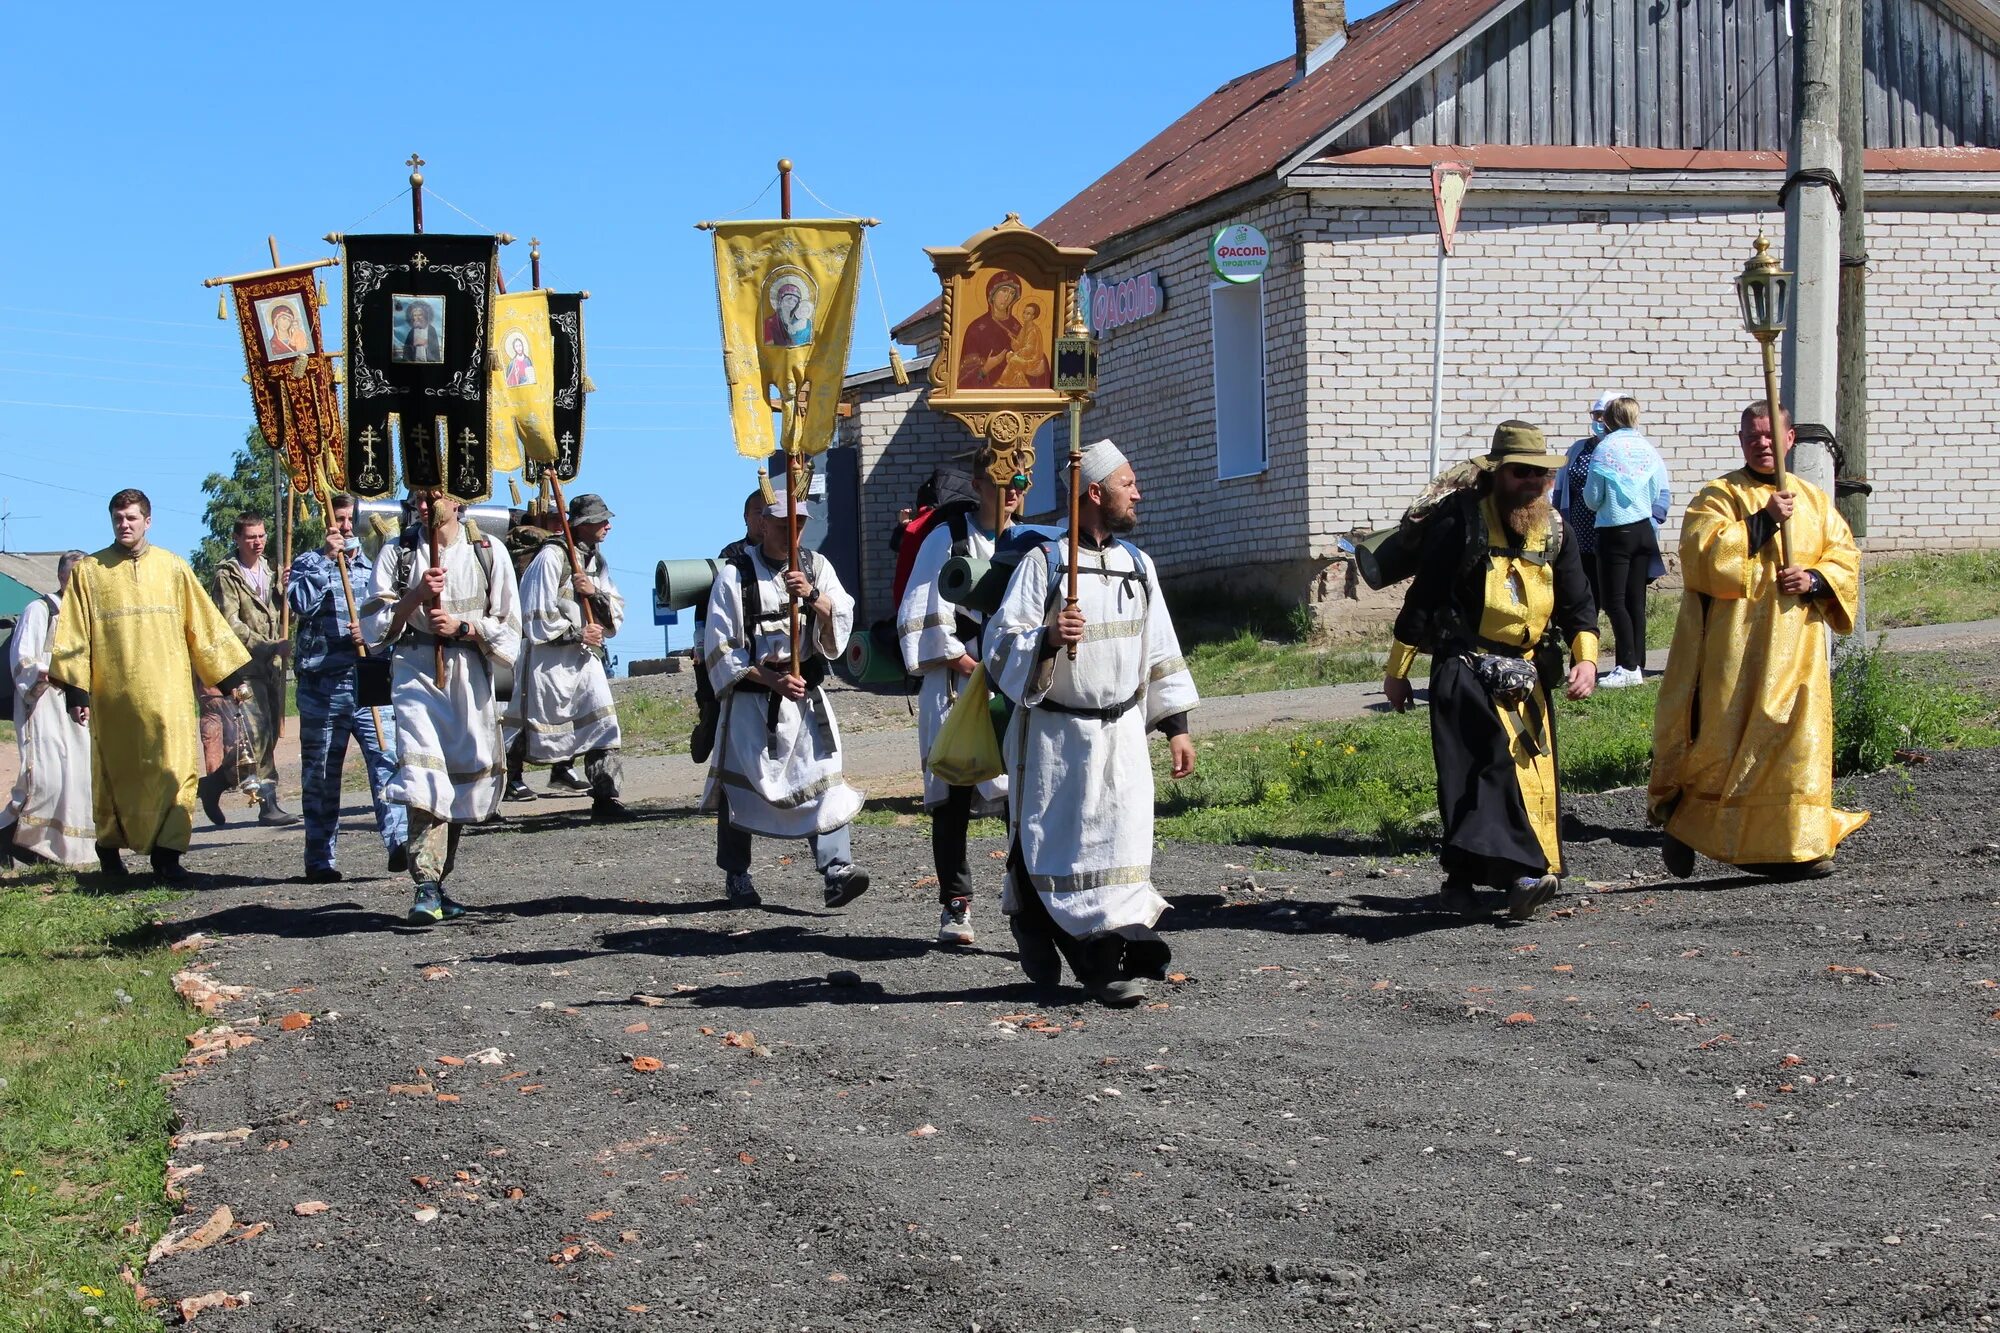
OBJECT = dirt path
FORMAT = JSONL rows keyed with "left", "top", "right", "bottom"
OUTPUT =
{"left": 143, "top": 750, "right": 1999, "bottom": 1331}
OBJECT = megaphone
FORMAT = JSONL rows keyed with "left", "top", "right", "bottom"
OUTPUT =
{"left": 655, "top": 559, "right": 723, "bottom": 612}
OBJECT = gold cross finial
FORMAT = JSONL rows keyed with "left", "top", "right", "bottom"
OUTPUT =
{"left": 406, "top": 152, "right": 425, "bottom": 172}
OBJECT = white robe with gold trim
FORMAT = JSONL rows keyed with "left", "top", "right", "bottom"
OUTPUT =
{"left": 896, "top": 519, "right": 1006, "bottom": 814}
{"left": 504, "top": 542, "right": 624, "bottom": 762}
{"left": 2, "top": 594, "right": 95, "bottom": 865}
{"left": 986, "top": 538, "right": 1198, "bottom": 939}
{"left": 699, "top": 547, "right": 863, "bottom": 838}
{"left": 363, "top": 530, "right": 521, "bottom": 824}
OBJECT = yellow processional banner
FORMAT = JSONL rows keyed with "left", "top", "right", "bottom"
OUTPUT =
{"left": 711, "top": 220, "right": 864, "bottom": 459}
{"left": 489, "top": 289, "right": 557, "bottom": 471}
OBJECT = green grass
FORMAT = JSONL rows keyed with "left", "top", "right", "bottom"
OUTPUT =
{"left": 1864, "top": 549, "right": 2000, "bottom": 628}
{"left": 0, "top": 878, "right": 186, "bottom": 1331}
{"left": 1185, "top": 631, "right": 1383, "bottom": 698}
{"left": 1154, "top": 650, "right": 2000, "bottom": 853}
{"left": 614, "top": 691, "right": 697, "bottom": 756}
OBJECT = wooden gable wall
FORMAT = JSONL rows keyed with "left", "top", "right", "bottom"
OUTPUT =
{"left": 1333, "top": 0, "right": 2000, "bottom": 151}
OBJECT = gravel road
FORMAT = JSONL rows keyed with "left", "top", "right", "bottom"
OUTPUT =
{"left": 138, "top": 746, "right": 2000, "bottom": 1331}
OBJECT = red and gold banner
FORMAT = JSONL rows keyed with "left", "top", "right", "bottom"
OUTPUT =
{"left": 226, "top": 266, "right": 345, "bottom": 500}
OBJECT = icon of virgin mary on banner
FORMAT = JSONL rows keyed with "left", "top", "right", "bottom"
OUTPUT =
{"left": 225, "top": 266, "right": 344, "bottom": 501}
{"left": 711, "top": 220, "right": 864, "bottom": 459}
{"left": 955, "top": 269, "right": 1052, "bottom": 390}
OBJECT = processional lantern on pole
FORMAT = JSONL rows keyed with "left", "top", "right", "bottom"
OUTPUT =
{"left": 1736, "top": 232, "right": 1796, "bottom": 565}
{"left": 1052, "top": 314, "right": 1098, "bottom": 660}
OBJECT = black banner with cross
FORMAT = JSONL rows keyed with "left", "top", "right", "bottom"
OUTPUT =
{"left": 527, "top": 291, "right": 586, "bottom": 483}
{"left": 341, "top": 233, "right": 497, "bottom": 500}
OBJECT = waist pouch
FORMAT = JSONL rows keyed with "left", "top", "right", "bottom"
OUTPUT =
{"left": 1467, "top": 652, "right": 1539, "bottom": 707}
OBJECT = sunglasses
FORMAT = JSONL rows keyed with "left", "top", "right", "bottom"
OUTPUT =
{"left": 1502, "top": 464, "right": 1552, "bottom": 479}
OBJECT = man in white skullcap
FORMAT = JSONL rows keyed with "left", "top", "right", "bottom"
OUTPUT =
{"left": 699, "top": 471, "right": 870, "bottom": 910}
{"left": 985, "top": 439, "right": 1199, "bottom": 1007}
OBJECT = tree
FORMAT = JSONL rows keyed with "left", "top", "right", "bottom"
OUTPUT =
{"left": 191, "top": 427, "right": 325, "bottom": 583}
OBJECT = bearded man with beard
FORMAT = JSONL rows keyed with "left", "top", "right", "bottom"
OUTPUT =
{"left": 1383, "top": 421, "right": 1599, "bottom": 921}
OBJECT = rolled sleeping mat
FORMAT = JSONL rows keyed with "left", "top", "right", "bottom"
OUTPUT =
{"left": 841, "top": 622, "right": 910, "bottom": 685}
{"left": 1347, "top": 526, "right": 1422, "bottom": 591}
{"left": 655, "top": 558, "right": 724, "bottom": 612}
{"left": 938, "top": 555, "right": 1020, "bottom": 616}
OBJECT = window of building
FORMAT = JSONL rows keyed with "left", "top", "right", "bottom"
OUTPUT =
{"left": 1210, "top": 279, "right": 1266, "bottom": 479}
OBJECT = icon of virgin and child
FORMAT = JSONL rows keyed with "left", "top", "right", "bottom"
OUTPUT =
{"left": 763, "top": 271, "right": 815, "bottom": 348}
{"left": 956, "top": 270, "right": 1050, "bottom": 390}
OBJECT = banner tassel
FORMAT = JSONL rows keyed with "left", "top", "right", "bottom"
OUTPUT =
{"left": 217, "top": 294, "right": 229, "bottom": 321}
{"left": 888, "top": 348, "right": 908, "bottom": 386}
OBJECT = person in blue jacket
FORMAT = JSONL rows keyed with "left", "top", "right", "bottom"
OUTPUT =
{"left": 1582, "top": 397, "right": 1672, "bottom": 688}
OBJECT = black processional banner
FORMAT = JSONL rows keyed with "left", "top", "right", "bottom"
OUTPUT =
{"left": 527, "top": 292, "right": 586, "bottom": 483}
{"left": 341, "top": 233, "right": 498, "bottom": 501}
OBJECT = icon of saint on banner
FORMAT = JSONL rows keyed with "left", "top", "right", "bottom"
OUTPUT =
{"left": 955, "top": 269, "right": 1051, "bottom": 390}
{"left": 256, "top": 295, "right": 314, "bottom": 361}
{"left": 504, "top": 332, "right": 536, "bottom": 387}
{"left": 391, "top": 295, "right": 445, "bottom": 364}
{"left": 762, "top": 269, "right": 815, "bottom": 348}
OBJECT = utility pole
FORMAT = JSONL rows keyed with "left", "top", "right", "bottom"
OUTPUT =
{"left": 1835, "top": 0, "right": 1870, "bottom": 637}
{"left": 1781, "top": 0, "right": 1843, "bottom": 501}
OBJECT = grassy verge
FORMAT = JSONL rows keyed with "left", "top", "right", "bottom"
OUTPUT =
{"left": 1179, "top": 551, "right": 2000, "bottom": 701}
{"left": 613, "top": 692, "right": 696, "bottom": 757}
{"left": 0, "top": 877, "right": 186, "bottom": 1331}
{"left": 1155, "top": 649, "right": 2000, "bottom": 852}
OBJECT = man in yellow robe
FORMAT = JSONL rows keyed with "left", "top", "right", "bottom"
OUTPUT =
{"left": 1384, "top": 422, "right": 1600, "bottom": 921}
{"left": 48, "top": 488, "right": 253, "bottom": 883}
{"left": 1650, "top": 402, "right": 1866, "bottom": 879}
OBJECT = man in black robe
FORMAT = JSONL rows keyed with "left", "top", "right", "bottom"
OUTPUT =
{"left": 1382, "top": 421, "right": 1600, "bottom": 921}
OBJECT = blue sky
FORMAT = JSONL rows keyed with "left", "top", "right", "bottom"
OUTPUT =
{"left": 0, "top": 1, "right": 1382, "bottom": 666}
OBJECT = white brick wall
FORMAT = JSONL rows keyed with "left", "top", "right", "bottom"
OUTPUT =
{"left": 852, "top": 190, "right": 2000, "bottom": 617}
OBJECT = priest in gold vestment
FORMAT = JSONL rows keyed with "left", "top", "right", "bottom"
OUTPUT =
{"left": 1649, "top": 403, "right": 1866, "bottom": 879}
{"left": 48, "top": 489, "right": 253, "bottom": 882}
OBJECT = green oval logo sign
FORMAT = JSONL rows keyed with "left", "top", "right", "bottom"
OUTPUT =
{"left": 1210, "top": 224, "right": 1270, "bottom": 283}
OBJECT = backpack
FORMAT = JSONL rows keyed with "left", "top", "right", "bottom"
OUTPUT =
{"left": 0, "top": 597, "right": 55, "bottom": 718}
{"left": 1394, "top": 489, "right": 1568, "bottom": 657}
{"left": 392, "top": 529, "right": 500, "bottom": 631}
{"left": 689, "top": 544, "right": 826, "bottom": 762}
{"left": 505, "top": 522, "right": 563, "bottom": 580}
{"left": 888, "top": 466, "right": 981, "bottom": 608}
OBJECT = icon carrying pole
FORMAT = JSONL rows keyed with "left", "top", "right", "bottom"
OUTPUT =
{"left": 334, "top": 546, "right": 392, "bottom": 748}
{"left": 1426, "top": 243, "right": 1449, "bottom": 480}
{"left": 1064, "top": 398, "right": 1084, "bottom": 662}
{"left": 545, "top": 474, "right": 598, "bottom": 636}
{"left": 1757, "top": 335, "right": 1795, "bottom": 568}
{"left": 777, "top": 157, "right": 803, "bottom": 678}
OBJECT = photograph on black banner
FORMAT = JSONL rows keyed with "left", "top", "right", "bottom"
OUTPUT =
{"left": 391, "top": 295, "right": 445, "bottom": 364}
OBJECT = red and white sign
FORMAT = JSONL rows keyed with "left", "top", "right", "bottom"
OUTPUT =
{"left": 1431, "top": 162, "right": 1475, "bottom": 255}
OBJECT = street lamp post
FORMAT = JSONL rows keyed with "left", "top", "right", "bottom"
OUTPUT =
{"left": 1736, "top": 233, "right": 1796, "bottom": 567}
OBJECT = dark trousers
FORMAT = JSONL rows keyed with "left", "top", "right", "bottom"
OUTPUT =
{"left": 1596, "top": 520, "right": 1657, "bottom": 672}
{"left": 1005, "top": 837, "right": 1170, "bottom": 979}
{"left": 930, "top": 785, "right": 978, "bottom": 905}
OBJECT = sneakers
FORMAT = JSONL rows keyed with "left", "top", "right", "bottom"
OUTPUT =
{"left": 409, "top": 883, "right": 466, "bottom": 924}
{"left": 1662, "top": 834, "right": 1696, "bottom": 879}
{"left": 1599, "top": 666, "right": 1644, "bottom": 689}
{"left": 724, "top": 872, "right": 762, "bottom": 907}
{"left": 936, "top": 897, "right": 976, "bottom": 946}
{"left": 503, "top": 780, "right": 538, "bottom": 803}
{"left": 387, "top": 845, "right": 409, "bottom": 874}
{"left": 303, "top": 867, "right": 344, "bottom": 885}
{"left": 822, "top": 865, "right": 872, "bottom": 909}
{"left": 1438, "top": 876, "right": 1483, "bottom": 916}
{"left": 547, "top": 766, "right": 592, "bottom": 794}
{"left": 1507, "top": 874, "right": 1560, "bottom": 921}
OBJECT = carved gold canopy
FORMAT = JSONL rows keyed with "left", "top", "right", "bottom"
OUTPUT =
{"left": 925, "top": 215, "right": 1094, "bottom": 487}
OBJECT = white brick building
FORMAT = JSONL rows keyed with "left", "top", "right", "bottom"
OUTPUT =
{"left": 840, "top": 0, "right": 2000, "bottom": 625}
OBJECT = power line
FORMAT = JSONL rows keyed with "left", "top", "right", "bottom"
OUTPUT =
{"left": 0, "top": 303, "right": 217, "bottom": 331}
{"left": 0, "top": 468, "right": 204, "bottom": 517}
{"left": 0, "top": 399, "right": 247, "bottom": 421}
{"left": 0, "top": 347, "right": 219, "bottom": 372}
{"left": 2, "top": 365, "right": 241, "bottom": 392}
{"left": 0, "top": 323, "right": 222, "bottom": 350}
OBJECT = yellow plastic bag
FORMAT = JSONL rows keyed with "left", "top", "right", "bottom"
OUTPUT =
{"left": 927, "top": 664, "right": 1004, "bottom": 786}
